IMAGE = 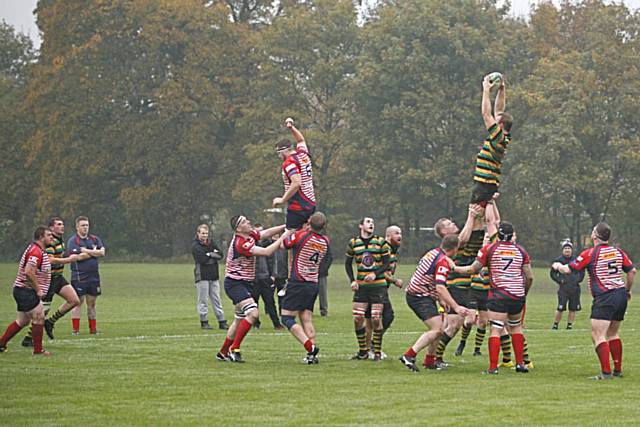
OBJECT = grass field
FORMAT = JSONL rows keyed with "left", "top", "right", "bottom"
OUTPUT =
{"left": 0, "top": 262, "right": 638, "bottom": 426}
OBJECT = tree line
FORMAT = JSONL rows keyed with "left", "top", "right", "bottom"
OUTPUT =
{"left": 1, "top": 0, "right": 639, "bottom": 261}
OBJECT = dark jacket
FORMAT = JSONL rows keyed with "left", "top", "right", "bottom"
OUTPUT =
{"left": 319, "top": 243, "right": 333, "bottom": 278}
{"left": 270, "top": 246, "right": 288, "bottom": 280}
{"left": 192, "top": 237, "right": 222, "bottom": 282}
{"left": 255, "top": 239, "right": 272, "bottom": 280}
{"left": 550, "top": 255, "right": 585, "bottom": 287}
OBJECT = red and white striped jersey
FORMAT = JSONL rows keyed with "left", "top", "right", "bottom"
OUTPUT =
{"left": 476, "top": 241, "right": 530, "bottom": 298}
{"left": 570, "top": 245, "right": 634, "bottom": 297}
{"left": 284, "top": 229, "right": 329, "bottom": 283}
{"left": 406, "top": 248, "right": 450, "bottom": 299}
{"left": 13, "top": 243, "right": 51, "bottom": 295}
{"left": 225, "top": 230, "right": 261, "bottom": 282}
{"left": 281, "top": 147, "right": 316, "bottom": 211}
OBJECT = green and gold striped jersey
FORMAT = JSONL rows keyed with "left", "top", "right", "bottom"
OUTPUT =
{"left": 346, "top": 235, "right": 389, "bottom": 287}
{"left": 447, "top": 230, "right": 485, "bottom": 288}
{"left": 45, "top": 234, "right": 66, "bottom": 277}
{"left": 473, "top": 123, "right": 511, "bottom": 185}
{"left": 471, "top": 268, "right": 490, "bottom": 290}
{"left": 384, "top": 241, "right": 400, "bottom": 287}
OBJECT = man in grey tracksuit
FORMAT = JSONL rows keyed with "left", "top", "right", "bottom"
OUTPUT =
{"left": 192, "top": 224, "right": 228, "bottom": 330}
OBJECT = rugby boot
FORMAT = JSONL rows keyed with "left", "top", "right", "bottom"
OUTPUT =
{"left": 216, "top": 352, "right": 230, "bottom": 362}
{"left": 21, "top": 336, "right": 33, "bottom": 347}
{"left": 350, "top": 350, "right": 369, "bottom": 360}
{"left": 515, "top": 364, "right": 529, "bottom": 373}
{"left": 589, "top": 373, "right": 613, "bottom": 380}
{"left": 399, "top": 355, "right": 419, "bottom": 372}
{"left": 482, "top": 368, "right": 499, "bottom": 375}
{"left": 454, "top": 341, "right": 466, "bottom": 356}
{"left": 44, "top": 319, "right": 55, "bottom": 340}
{"left": 229, "top": 350, "right": 245, "bottom": 363}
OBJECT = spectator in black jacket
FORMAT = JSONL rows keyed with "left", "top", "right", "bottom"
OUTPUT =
{"left": 252, "top": 224, "right": 284, "bottom": 330}
{"left": 550, "top": 240, "right": 585, "bottom": 330}
{"left": 192, "top": 224, "right": 227, "bottom": 330}
{"left": 269, "top": 233, "right": 288, "bottom": 314}
{"left": 317, "top": 242, "right": 333, "bottom": 316}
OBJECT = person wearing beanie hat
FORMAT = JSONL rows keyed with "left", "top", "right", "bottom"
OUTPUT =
{"left": 550, "top": 239, "right": 585, "bottom": 330}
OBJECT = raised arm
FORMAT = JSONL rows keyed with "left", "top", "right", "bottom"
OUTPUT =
{"left": 285, "top": 117, "right": 307, "bottom": 152}
{"left": 481, "top": 76, "right": 497, "bottom": 130}
{"left": 251, "top": 233, "right": 288, "bottom": 257}
{"left": 259, "top": 225, "right": 286, "bottom": 240}
{"left": 485, "top": 200, "right": 500, "bottom": 237}
{"left": 494, "top": 79, "right": 505, "bottom": 118}
{"left": 273, "top": 173, "right": 301, "bottom": 207}
{"left": 459, "top": 205, "right": 483, "bottom": 246}
{"left": 453, "top": 259, "right": 483, "bottom": 276}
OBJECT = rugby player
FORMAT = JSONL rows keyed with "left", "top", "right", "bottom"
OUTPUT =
{"left": 552, "top": 223, "right": 635, "bottom": 379}
{"left": 346, "top": 217, "right": 390, "bottom": 361}
{"left": 216, "top": 216, "right": 289, "bottom": 363}
{"left": 453, "top": 221, "right": 533, "bottom": 374}
{"left": 280, "top": 212, "right": 330, "bottom": 364}
{"left": 399, "top": 234, "right": 470, "bottom": 372}
{"left": 272, "top": 118, "right": 316, "bottom": 231}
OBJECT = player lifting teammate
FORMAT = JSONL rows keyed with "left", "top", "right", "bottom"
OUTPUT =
{"left": 552, "top": 223, "right": 636, "bottom": 379}
{"left": 280, "top": 212, "right": 330, "bottom": 364}
{"left": 217, "top": 216, "right": 290, "bottom": 363}
{"left": 273, "top": 118, "right": 316, "bottom": 230}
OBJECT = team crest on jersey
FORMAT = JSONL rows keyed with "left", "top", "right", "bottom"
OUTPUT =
{"left": 362, "top": 252, "right": 374, "bottom": 267}
{"left": 242, "top": 241, "right": 253, "bottom": 250}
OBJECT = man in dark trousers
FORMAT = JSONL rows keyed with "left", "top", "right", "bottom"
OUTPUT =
{"left": 550, "top": 240, "right": 584, "bottom": 330}
{"left": 269, "top": 233, "right": 288, "bottom": 314}
{"left": 192, "top": 224, "right": 227, "bottom": 330}
{"left": 252, "top": 224, "right": 284, "bottom": 330}
{"left": 317, "top": 240, "right": 333, "bottom": 317}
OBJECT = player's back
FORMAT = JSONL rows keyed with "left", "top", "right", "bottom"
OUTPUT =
{"left": 484, "top": 241, "right": 528, "bottom": 297}
{"left": 287, "top": 229, "right": 329, "bottom": 283}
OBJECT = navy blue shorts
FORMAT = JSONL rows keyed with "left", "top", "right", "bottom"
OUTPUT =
{"left": 282, "top": 281, "right": 318, "bottom": 312}
{"left": 13, "top": 287, "right": 40, "bottom": 312}
{"left": 44, "top": 275, "right": 71, "bottom": 302}
{"left": 468, "top": 288, "right": 488, "bottom": 311}
{"left": 406, "top": 293, "right": 440, "bottom": 321}
{"left": 224, "top": 277, "right": 254, "bottom": 305}
{"left": 557, "top": 284, "right": 581, "bottom": 312}
{"left": 286, "top": 207, "right": 315, "bottom": 230}
{"left": 487, "top": 291, "right": 525, "bottom": 315}
{"left": 591, "top": 289, "right": 627, "bottom": 321}
{"left": 72, "top": 281, "right": 101, "bottom": 297}
{"left": 447, "top": 286, "right": 470, "bottom": 313}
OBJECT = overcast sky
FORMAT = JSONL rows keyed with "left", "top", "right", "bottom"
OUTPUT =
{"left": 2, "top": 0, "right": 639, "bottom": 50}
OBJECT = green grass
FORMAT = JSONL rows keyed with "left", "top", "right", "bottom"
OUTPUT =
{"left": 0, "top": 263, "right": 638, "bottom": 426}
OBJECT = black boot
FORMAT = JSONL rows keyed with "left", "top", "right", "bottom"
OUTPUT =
{"left": 200, "top": 320, "right": 213, "bottom": 330}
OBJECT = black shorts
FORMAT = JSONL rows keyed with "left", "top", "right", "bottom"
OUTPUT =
{"left": 43, "top": 275, "right": 71, "bottom": 303}
{"left": 282, "top": 281, "right": 318, "bottom": 312}
{"left": 353, "top": 286, "right": 387, "bottom": 305}
{"left": 72, "top": 281, "right": 101, "bottom": 297}
{"left": 471, "top": 181, "right": 498, "bottom": 205}
{"left": 406, "top": 293, "right": 440, "bottom": 321}
{"left": 13, "top": 287, "right": 40, "bottom": 312}
{"left": 365, "top": 292, "right": 394, "bottom": 325}
{"left": 447, "top": 286, "right": 469, "bottom": 313}
{"left": 224, "top": 278, "right": 254, "bottom": 305}
{"left": 591, "top": 289, "right": 627, "bottom": 321}
{"left": 557, "top": 284, "right": 581, "bottom": 312}
{"left": 468, "top": 288, "right": 489, "bottom": 311}
{"left": 487, "top": 290, "right": 525, "bottom": 315}
{"left": 286, "top": 207, "right": 316, "bottom": 230}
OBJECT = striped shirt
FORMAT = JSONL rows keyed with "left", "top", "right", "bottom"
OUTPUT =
{"left": 473, "top": 123, "right": 511, "bottom": 185}
{"left": 45, "top": 234, "right": 66, "bottom": 277}
{"left": 407, "top": 248, "right": 450, "bottom": 299}
{"left": 284, "top": 229, "right": 329, "bottom": 283}
{"left": 225, "top": 230, "right": 261, "bottom": 282}
{"left": 477, "top": 241, "right": 530, "bottom": 298}
{"left": 569, "top": 245, "right": 634, "bottom": 297}
{"left": 282, "top": 147, "right": 316, "bottom": 211}
{"left": 384, "top": 241, "right": 400, "bottom": 287}
{"left": 346, "top": 235, "right": 389, "bottom": 287}
{"left": 14, "top": 243, "right": 51, "bottom": 295}
{"left": 471, "top": 268, "right": 490, "bottom": 291}
{"left": 447, "top": 230, "right": 485, "bottom": 288}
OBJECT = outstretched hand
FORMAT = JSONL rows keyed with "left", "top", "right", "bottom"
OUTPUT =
{"left": 482, "top": 75, "right": 494, "bottom": 92}
{"left": 272, "top": 197, "right": 284, "bottom": 207}
{"left": 285, "top": 117, "right": 294, "bottom": 129}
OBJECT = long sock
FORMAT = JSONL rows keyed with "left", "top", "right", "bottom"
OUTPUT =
{"left": 595, "top": 342, "right": 612, "bottom": 374}
{"left": 405, "top": 347, "right": 417, "bottom": 358}
{"left": 609, "top": 338, "right": 622, "bottom": 372}
{"left": 32, "top": 324, "right": 44, "bottom": 354}
{"left": 72, "top": 318, "right": 80, "bottom": 331}
{"left": 48, "top": 309, "right": 67, "bottom": 324}
{"left": 372, "top": 329, "right": 383, "bottom": 354}
{"left": 355, "top": 327, "right": 367, "bottom": 353}
{"left": 511, "top": 333, "right": 525, "bottom": 365}
{"left": 489, "top": 336, "right": 501, "bottom": 370}
{"left": 89, "top": 319, "right": 97, "bottom": 333}
{"left": 303, "top": 339, "right": 314, "bottom": 353}
{"left": 500, "top": 334, "right": 512, "bottom": 363}
{"left": 522, "top": 336, "right": 531, "bottom": 363}
{"left": 423, "top": 354, "right": 436, "bottom": 367}
{"left": 219, "top": 337, "right": 233, "bottom": 355}
{"left": 0, "top": 321, "right": 24, "bottom": 345}
{"left": 460, "top": 324, "right": 472, "bottom": 343}
{"left": 435, "top": 332, "right": 452, "bottom": 359}
{"left": 474, "top": 328, "right": 486, "bottom": 352}
{"left": 230, "top": 319, "right": 252, "bottom": 351}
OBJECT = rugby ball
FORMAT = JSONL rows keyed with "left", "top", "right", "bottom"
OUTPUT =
{"left": 487, "top": 72, "right": 503, "bottom": 87}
